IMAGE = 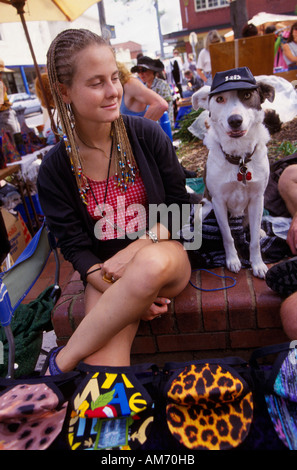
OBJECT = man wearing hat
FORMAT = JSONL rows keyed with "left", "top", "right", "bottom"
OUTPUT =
{"left": 0, "top": 59, "right": 21, "bottom": 136}
{"left": 131, "top": 56, "right": 174, "bottom": 126}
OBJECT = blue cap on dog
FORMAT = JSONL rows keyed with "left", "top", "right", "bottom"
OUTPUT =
{"left": 209, "top": 67, "right": 258, "bottom": 97}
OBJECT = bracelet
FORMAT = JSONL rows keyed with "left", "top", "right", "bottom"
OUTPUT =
{"left": 146, "top": 230, "right": 159, "bottom": 243}
{"left": 85, "top": 267, "right": 102, "bottom": 277}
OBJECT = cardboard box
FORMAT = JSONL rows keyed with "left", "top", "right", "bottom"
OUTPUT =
{"left": 1, "top": 208, "right": 32, "bottom": 262}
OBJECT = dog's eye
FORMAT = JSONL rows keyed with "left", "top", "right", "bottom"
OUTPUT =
{"left": 216, "top": 96, "right": 224, "bottom": 103}
{"left": 244, "top": 92, "right": 252, "bottom": 100}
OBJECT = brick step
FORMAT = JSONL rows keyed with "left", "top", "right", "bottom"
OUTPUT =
{"left": 52, "top": 266, "right": 288, "bottom": 364}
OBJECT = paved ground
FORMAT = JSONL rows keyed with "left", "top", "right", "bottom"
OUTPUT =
{"left": 35, "top": 330, "right": 57, "bottom": 372}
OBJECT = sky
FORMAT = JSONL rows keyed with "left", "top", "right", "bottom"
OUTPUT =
{"left": 88, "top": 0, "right": 182, "bottom": 55}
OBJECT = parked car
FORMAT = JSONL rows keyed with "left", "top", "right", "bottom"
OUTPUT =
{"left": 8, "top": 93, "right": 42, "bottom": 116}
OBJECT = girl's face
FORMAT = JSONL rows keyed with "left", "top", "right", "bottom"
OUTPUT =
{"left": 61, "top": 44, "right": 123, "bottom": 126}
{"left": 293, "top": 27, "right": 297, "bottom": 43}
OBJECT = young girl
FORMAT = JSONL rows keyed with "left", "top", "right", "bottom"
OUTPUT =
{"left": 37, "top": 29, "right": 192, "bottom": 374}
{"left": 283, "top": 22, "right": 297, "bottom": 70}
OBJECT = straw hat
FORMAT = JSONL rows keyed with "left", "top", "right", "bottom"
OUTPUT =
{"left": 0, "top": 59, "right": 13, "bottom": 73}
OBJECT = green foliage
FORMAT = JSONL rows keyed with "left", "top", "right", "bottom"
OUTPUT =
{"left": 277, "top": 141, "right": 297, "bottom": 156}
{"left": 174, "top": 108, "right": 204, "bottom": 143}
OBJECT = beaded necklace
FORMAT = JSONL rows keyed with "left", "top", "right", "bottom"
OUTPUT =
{"left": 87, "top": 138, "right": 127, "bottom": 238}
{"left": 64, "top": 116, "right": 138, "bottom": 204}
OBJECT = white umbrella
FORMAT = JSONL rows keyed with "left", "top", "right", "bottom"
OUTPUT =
{"left": 0, "top": 0, "right": 101, "bottom": 133}
{"left": 0, "top": 0, "right": 100, "bottom": 22}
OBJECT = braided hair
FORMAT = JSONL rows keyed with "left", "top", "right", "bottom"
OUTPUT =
{"left": 46, "top": 29, "right": 113, "bottom": 202}
{"left": 46, "top": 29, "right": 137, "bottom": 202}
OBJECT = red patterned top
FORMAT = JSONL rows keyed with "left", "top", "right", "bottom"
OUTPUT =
{"left": 86, "top": 174, "right": 148, "bottom": 241}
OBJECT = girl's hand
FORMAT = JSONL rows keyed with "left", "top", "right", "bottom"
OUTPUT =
{"left": 141, "top": 297, "right": 171, "bottom": 321}
{"left": 100, "top": 238, "right": 152, "bottom": 281}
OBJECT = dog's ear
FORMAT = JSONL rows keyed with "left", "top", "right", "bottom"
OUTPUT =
{"left": 192, "top": 85, "right": 211, "bottom": 111}
{"left": 257, "top": 82, "right": 275, "bottom": 104}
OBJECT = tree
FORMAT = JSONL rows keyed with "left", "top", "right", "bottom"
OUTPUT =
{"left": 229, "top": 0, "right": 248, "bottom": 39}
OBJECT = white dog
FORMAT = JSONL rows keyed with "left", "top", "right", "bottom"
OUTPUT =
{"left": 192, "top": 67, "right": 275, "bottom": 278}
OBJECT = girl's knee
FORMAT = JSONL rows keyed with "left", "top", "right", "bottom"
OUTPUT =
{"left": 279, "top": 165, "right": 297, "bottom": 194}
{"left": 133, "top": 242, "right": 191, "bottom": 292}
{"left": 133, "top": 245, "right": 170, "bottom": 281}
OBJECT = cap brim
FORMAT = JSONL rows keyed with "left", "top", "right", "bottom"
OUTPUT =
{"left": 209, "top": 82, "right": 258, "bottom": 97}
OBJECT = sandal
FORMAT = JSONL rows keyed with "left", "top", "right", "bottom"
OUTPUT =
{"left": 40, "top": 346, "right": 64, "bottom": 376}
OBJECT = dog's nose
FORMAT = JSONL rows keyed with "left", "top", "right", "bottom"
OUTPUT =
{"left": 228, "top": 114, "right": 243, "bottom": 129}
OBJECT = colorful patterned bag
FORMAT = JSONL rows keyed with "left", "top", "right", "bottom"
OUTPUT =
{"left": 250, "top": 342, "right": 297, "bottom": 450}
{"left": 0, "top": 372, "right": 79, "bottom": 450}
{"left": 163, "top": 358, "right": 254, "bottom": 450}
{"left": 63, "top": 363, "right": 156, "bottom": 451}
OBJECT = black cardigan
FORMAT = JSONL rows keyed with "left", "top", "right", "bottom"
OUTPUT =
{"left": 37, "top": 115, "right": 190, "bottom": 281}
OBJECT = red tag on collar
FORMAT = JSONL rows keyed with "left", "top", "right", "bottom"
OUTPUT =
{"left": 237, "top": 171, "right": 252, "bottom": 183}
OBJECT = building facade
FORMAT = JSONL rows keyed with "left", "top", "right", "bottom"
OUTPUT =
{"left": 0, "top": 12, "right": 102, "bottom": 95}
{"left": 163, "top": 0, "right": 297, "bottom": 55}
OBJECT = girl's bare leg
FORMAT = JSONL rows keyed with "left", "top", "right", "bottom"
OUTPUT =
{"left": 56, "top": 241, "right": 191, "bottom": 371}
{"left": 83, "top": 283, "right": 140, "bottom": 366}
{"left": 280, "top": 291, "right": 297, "bottom": 340}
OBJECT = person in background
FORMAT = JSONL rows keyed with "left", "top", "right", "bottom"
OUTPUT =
{"left": 34, "top": 73, "right": 57, "bottom": 145}
{"left": 37, "top": 29, "right": 191, "bottom": 373}
{"left": 282, "top": 22, "right": 297, "bottom": 70}
{"left": 117, "top": 62, "right": 168, "bottom": 121}
{"left": 131, "top": 56, "right": 174, "bottom": 127}
{"left": 196, "top": 30, "right": 222, "bottom": 86}
{"left": 0, "top": 59, "right": 21, "bottom": 136}
{"left": 241, "top": 23, "right": 258, "bottom": 37}
{"left": 265, "top": 161, "right": 297, "bottom": 339}
{"left": 185, "top": 53, "right": 197, "bottom": 73}
{"left": 184, "top": 69, "right": 203, "bottom": 95}
{"left": 265, "top": 24, "right": 276, "bottom": 35}
{"left": 170, "top": 48, "right": 184, "bottom": 98}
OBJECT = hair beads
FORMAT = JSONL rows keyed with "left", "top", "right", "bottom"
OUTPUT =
{"left": 47, "top": 28, "right": 138, "bottom": 202}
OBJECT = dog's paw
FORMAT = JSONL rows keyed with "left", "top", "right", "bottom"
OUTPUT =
{"left": 226, "top": 256, "right": 241, "bottom": 273}
{"left": 252, "top": 262, "right": 268, "bottom": 279}
{"left": 260, "top": 229, "right": 266, "bottom": 239}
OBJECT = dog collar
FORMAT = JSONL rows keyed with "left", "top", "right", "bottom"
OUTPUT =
{"left": 220, "top": 145, "right": 257, "bottom": 184}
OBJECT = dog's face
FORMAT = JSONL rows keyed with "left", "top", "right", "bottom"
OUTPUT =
{"left": 209, "top": 88, "right": 264, "bottom": 138}
{"left": 192, "top": 83, "right": 275, "bottom": 140}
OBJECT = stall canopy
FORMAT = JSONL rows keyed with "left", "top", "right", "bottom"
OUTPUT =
{"left": 248, "top": 12, "right": 297, "bottom": 28}
{"left": 225, "top": 11, "right": 297, "bottom": 40}
{"left": 0, "top": 0, "right": 101, "bottom": 136}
